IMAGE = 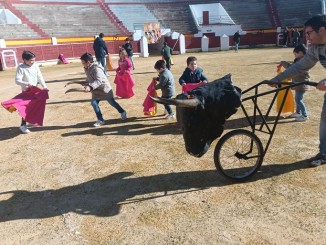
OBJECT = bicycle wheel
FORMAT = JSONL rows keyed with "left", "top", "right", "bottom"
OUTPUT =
{"left": 214, "top": 129, "right": 264, "bottom": 181}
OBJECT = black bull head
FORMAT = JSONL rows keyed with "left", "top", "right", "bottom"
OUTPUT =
{"left": 151, "top": 74, "right": 242, "bottom": 157}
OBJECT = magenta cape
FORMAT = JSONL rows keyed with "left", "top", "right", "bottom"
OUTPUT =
{"left": 182, "top": 82, "right": 205, "bottom": 93}
{"left": 143, "top": 79, "right": 158, "bottom": 116}
{"left": 1, "top": 86, "right": 49, "bottom": 126}
{"left": 114, "top": 72, "right": 135, "bottom": 98}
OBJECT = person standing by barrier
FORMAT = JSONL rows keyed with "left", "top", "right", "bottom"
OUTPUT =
{"left": 122, "top": 38, "right": 135, "bottom": 70}
{"left": 93, "top": 33, "right": 108, "bottom": 74}
{"left": 269, "top": 15, "right": 326, "bottom": 167}
{"left": 161, "top": 42, "right": 173, "bottom": 70}
{"left": 233, "top": 30, "right": 241, "bottom": 52}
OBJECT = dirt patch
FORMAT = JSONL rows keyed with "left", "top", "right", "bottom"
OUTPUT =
{"left": 0, "top": 48, "right": 325, "bottom": 244}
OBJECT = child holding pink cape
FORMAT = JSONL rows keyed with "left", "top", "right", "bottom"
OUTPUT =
{"left": 179, "top": 56, "right": 208, "bottom": 93}
{"left": 143, "top": 79, "right": 158, "bottom": 116}
{"left": 1, "top": 50, "right": 48, "bottom": 134}
{"left": 114, "top": 49, "right": 135, "bottom": 98}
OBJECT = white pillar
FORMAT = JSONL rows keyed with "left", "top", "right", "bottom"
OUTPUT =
{"left": 140, "top": 36, "right": 149, "bottom": 57}
{"left": 0, "top": 39, "right": 6, "bottom": 48}
{"left": 322, "top": 0, "right": 326, "bottom": 15}
{"left": 179, "top": 34, "right": 186, "bottom": 54}
{"left": 220, "top": 34, "right": 229, "bottom": 51}
{"left": 201, "top": 35, "right": 209, "bottom": 52}
{"left": 51, "top": 37, "right": 57, "bottom": 45}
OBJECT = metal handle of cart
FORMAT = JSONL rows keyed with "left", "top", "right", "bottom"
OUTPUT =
{"left": 214, "top": 81, "right": 318, "bottom": 182}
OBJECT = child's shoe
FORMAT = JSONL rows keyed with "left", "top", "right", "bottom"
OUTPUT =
{"left": 120, "top": 111, "right": 127, "bottom": 120}
{"left": 289, "top": 112, "right": 301, "bottom": 118}
{"left": 295, "top": 115, "right": 308, "bottom": 122}
{"left": 19, "top": 125, "right": 30, "bottom": 134}
{"left": 93, "top": 120, "right": 105, "bottom": 127}
{"left": 164, "top": 113, "right": 176, "bottom": 119}
{"left": 309, "top": 153, "right": 326, "bottom": 167}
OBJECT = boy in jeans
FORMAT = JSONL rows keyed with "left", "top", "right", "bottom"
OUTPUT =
{"left": 80, "top": 53, "right": 127, "bottom": 127}
{"left": 153, "top": 60, "right": 175, "bottom": 119}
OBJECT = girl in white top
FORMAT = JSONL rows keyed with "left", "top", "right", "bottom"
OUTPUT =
{"left": 15, "top": 50, "right": 48, "bottom": 133}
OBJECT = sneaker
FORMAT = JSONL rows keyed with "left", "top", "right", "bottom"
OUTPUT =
{"left": 289, "top": 112, "right": 301, "bottom": 118}
{"left": 295, "top": 115, "right": 308, "bottom": 122}
{"left": 93, "top": 120, "right": 105, "bottom": 127}
{"left": 309, "top": 153, "right": 326, "bottom": 167}
{"left": 120, "top": 111, "right": 127, "bottom": 120}
{"left": 164, "top": 113, "right": 176, "bottom": 119}
{"left": 19, "top": 125, "right": 30, "bottom": 134}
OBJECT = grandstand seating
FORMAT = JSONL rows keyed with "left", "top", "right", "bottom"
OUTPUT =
{"left": 146, "top": 3, "right": 198, "bottom": 34}
{"left": 0, "top": 0, "right": 323, "bottom": 41}
{"left": 108, "top": 4, "right": 158, "bottom": 32}
{"left": 12, "top": 3, "right": 122, "bottom": 37}
{"left": 220, "top": 0, "right": 272, "bottom": 30}
{"left": 274, "top": 0, "right": 321, "bottom": 27}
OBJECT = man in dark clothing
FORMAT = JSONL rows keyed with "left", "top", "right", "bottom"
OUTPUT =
{"left": 233, "top": 31, "right": 241, "bottom": 52}
{"left": 161, "top": 42, "right": 173, "bottom": 70}
{"left": 282, "top": 26, "right": 288, "bottom": 47}
{"left": 122, "top": 38, "right": 135, "bottom": 70}
{"left": 93, "top": 33, "right": 108, "bottom": 74}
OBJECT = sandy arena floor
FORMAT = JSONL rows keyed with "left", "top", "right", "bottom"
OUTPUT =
{"left": 0, "top": 48, "right": 325, "bottom": 244}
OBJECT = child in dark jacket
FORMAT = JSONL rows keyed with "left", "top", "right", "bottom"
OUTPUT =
{"left": 179, "top": 56, "right": 208, "bottom": 87}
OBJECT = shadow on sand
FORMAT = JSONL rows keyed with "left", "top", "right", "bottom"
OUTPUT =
{"left": 0, "top": 158, "right": 312, "bottom": 222}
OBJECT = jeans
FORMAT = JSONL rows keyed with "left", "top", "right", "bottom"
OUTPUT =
{"left": 21, "top": 118, "right": 26, "bottom": 126}
{"left": 162, "top": 95, "right": 173, "bottom": 115}
{"left": 164, "top": 57, "right": 171, "bottom": 70}
{"left": 91, "top": 98, "right": 125, "bottom": 121}
{"left": 96, "top": 57, "right": 106, "bottom": 74}
{"left": 294, "top": 90, "right": 307, "bottom": 117}
{"left": 129, "top": 55, "right": 135, "bottom": 70}
{"left": 235, "top": 41, "right": 240, "bottom": 52}
{"left": 320, "top": 93, "right": 326, "bottom": 154}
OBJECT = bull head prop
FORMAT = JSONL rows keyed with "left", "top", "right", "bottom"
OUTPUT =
{"left": 151, "top": 74, "right": 242, "bottom": 158}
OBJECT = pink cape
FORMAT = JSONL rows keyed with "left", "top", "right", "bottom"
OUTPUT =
{"left": 1, "top": 86, "right": 49, "bottom": 126}
{"left": 143, "top": 79, "right": 158, "bottom": 116}
{"left": 58, "top": 53, "right": 68, "bottom": 64}
{"left": 114, "top": 72, "right": 135, "bottom": 98}
{"left": 182, "top": 82, "right": 206, "bottom": 93}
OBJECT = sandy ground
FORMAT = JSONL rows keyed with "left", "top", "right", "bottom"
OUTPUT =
{"left": 0, "top": 48, "right": 325, "bottom": 245}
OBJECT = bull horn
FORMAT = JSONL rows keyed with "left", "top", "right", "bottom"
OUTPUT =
{"left": 65, "top": 88, "right": 86, "bottom": 94}
{"left": 150, "top": 96, "right": 200, "bottom": 108}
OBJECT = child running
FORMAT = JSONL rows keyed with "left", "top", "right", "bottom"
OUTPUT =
{"left": 280, "top": 44, "right": 311, "bottom": 122}
{"left": 153, "top": 60, "right": 176, "bottom": 119}
{"left": 80, "top": 52, "right": 127, "bottom": 127}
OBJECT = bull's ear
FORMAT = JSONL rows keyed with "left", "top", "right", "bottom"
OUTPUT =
{"left": 150, "top": 96, "right": 200, "bottom": 108}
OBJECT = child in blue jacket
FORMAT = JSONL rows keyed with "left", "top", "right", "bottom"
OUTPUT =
{"left": 179, "top": 56, "right": 208, "bottom": 87}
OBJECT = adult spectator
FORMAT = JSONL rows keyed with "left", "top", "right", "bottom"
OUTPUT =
{"left": 122, "top": 38, "right": 135, "bottom": 70}
{"left": 293, "top": 28, "right": 301, "bottom": 47}
{"left": 161, "top": 42, "right": 173, "bottom": 70}
{"left": 233, "top": 30, "right": 241, "bottom": 52}
{"left": 283, "top": 26, "right": 289, "bottom": 47}
{"left": 93, "top": 33, "right": 108, "bottom": 74}
{"left": 269, "top": 15, "right": 326, "bottom": 167}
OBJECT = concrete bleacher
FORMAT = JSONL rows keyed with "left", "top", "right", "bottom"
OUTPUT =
{"left": 146, "top": 3, "right": 197, "bottom": 34}
{"left": 0, "top": 23, "right": 40, "bottom": 39}
{"left": 12, "top": 3, "right": 122, "bottom": 37}
{"left": 109, "top": 4, "right": 158, "bottom": 32}
{"left": 219, "top": 0, "right": 272, "bottom": 30}
{"left": 274, "top": 0, "right": 321, "bottom": 27}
